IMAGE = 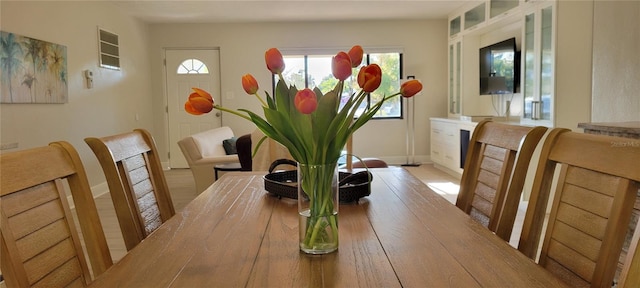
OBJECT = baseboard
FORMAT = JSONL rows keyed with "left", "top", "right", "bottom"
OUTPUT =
{"left": 369, "top": 155, "right": 430, "bottom": 166}
{"left": 432, "top": 163, "right": 463, "bottom": 180}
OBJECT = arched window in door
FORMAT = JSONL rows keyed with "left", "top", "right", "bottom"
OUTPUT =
{"left": 177, "top": 58, "right": 209, "bottom": 74}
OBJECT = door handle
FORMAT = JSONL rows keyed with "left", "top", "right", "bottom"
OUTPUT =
{"left": 215, "top": 112, "right": 221, "bottom": 117}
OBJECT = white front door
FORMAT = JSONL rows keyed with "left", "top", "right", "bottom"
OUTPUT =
{"left": 166, "top": 49, "right": 221, "bottom": 168}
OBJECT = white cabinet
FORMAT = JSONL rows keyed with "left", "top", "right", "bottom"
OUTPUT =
{"left": 448, "top": 40, "right": 462, "bottom": 116}
{"left": 430, "top": 118, "right": 478, "bottom": 176}
{"left": 464, "top": 2, "right": 486, "bottom": 31}
{"left": 489, "top": 0, "right": 520, "bottom": 19}
{"left": 521, "top": 1, "right": 555, "bottom": 127}
{"left": 446, "top": 0, "right": 522, "bottom": 119}
{"left": 449, "top": 0, "right": 521, "bottom": 37}
{"left": 449, "top": 15, "right": 462, "bottom": 38}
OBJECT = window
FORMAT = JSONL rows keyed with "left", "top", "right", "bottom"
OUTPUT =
{"left": 276, "top": 50, "right": 403, "bottom": 119}
{"left": 177, "top": 58, "right": 209, "bottom": 74}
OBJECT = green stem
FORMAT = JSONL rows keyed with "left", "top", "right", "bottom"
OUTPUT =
{"left": 214, "top": 105, "right": 251, "bottom": 121}
{"left": 300, "top": 163, "right": 338, "bottom": 251}
{"left": 253, "top": 93, "right": 268, "bottom": 107}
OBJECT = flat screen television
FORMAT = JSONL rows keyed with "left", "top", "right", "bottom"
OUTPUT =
{"left": 479, "top": 38, "right": 519, "bottom": 95}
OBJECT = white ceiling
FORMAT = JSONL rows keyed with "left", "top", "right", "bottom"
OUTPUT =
{"left": 109, "top": 0, "right": 473, "bottom": 24}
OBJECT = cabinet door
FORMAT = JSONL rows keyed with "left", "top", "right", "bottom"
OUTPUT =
{"left": 449, "top": 41, "right": 462, "bottom": 116}
{"left": 449, "top": 15, "right": 461, "bottom": 38}
{"left": 522, "top": 2, "right": 554, "bottom": 126}
{"left": 490, "top": 0, "right": 519, "bottom": 19}
{"left": 464, "top": 2, "right": 486, "bottom": 30}
{"left": 523, "top": 11, "right": 535, "bottom": 120}
{"left": 539, "top": 5, "right": 554, "bottom": 122}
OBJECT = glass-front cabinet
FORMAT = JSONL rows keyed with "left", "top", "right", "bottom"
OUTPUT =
{"left": 490, "top": 0, "right": 520, "bottom": 19}
{"left": 449, "top": 16, "right": 461, "bottom": 38}
{"left": 522, "top": 2, "right": 554, "bottom": 126}
{"left": 464, "top": 3, "right": 486, "bottom": 30}
{"left": 449, "top": 40, "right": 461, "bottom": 116}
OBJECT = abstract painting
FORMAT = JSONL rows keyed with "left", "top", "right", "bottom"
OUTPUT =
{"left": 1, "top": 31, "right": 68, "bottom": 103}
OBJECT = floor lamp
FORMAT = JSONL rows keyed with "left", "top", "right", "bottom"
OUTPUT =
{"left": 402, "top": 76, "right": 420, "bottom": 167}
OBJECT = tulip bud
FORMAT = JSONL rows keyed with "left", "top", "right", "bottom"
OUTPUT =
{"left": 191, "top": 87, "right": 213, "bottom": 103}
{"left": 348, "top": 45, "right": 364, "bottom": 68}
{"left": 185, "top": 100, "right": 205, "bottom": 115}
{"left": 357, "top": 64, "right": 382, "bottom": 92}
{"left": 265, "top": 48, "right": 285, "bottom": 74}
{"left": 294, "top": 88, "right": 318, "bottom": 114}
{"left": 241, "top": 74, "right": 259, "bottom": 95}
{"left": 184, "top": 88, "right": 215, "bottom": 115}
{"left": 400, "top": 80, "right": 423, "bottom": 98}
{"left": 186, "top": 94, "right": 214, "bottom": 114}
{"left": 332, "top": 52, "right": 352, "bottom": 81}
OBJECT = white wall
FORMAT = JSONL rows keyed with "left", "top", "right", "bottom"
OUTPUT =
{"left": 148, "top": 20, "right": 449, "bottom": 165}
{"left": 591, "top": 0, "right": 640, "bottom": 122}
{"left": 0, "top": 1, "right": 154, "bottom": 190}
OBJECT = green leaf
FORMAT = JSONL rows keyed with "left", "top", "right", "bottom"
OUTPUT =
{"left": 239, "top": 108, "right": 305, "bottom": 161}
{"left": 274, "top": 79, "right": 290, "bottom": 119}
{"left": 312, "top": 89, "right": 339, "bottom": 161}
{"left": 265, "top": 91, "right": 276, "bottom": 109}
{"left": 264, "top": 108, "right": 308, "bottom": 162}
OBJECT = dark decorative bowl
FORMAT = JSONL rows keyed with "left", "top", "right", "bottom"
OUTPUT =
{"left": 263, "top": 159, "right": 372, "bottom": 203}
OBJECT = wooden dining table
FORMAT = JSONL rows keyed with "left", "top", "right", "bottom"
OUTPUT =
{"left": 89, "top": 167, "right": 568, "bottom": 287}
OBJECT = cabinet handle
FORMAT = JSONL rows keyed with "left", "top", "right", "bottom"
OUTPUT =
{"left": 532, "top": 101, "right": 541, "bottom": 120}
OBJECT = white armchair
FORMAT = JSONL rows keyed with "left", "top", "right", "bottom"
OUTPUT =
{"left": 178, "top": 127, "right": 239, "bottom": 193}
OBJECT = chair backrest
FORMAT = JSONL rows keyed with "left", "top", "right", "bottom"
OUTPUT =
{"left": 456, "top": 120, "right": 547, "bottom": 241}
{"left": 619, "top": 217, "right": 640, "bottom": 287}
{"left": 236, "top": 133, "right": 253, "bottom": 171}
{"left": 85, "top": 129, "right": 175, "bottom": 251}
{"left": 1, "top": 142, "right": 112, "bottom": 287}
{"left": 518, "top": 129, "right": 640, "bottom": 287}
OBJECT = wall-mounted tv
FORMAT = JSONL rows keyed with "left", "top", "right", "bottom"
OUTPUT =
{"left": 479, "top": 38, "right": 519, "bottom": 95}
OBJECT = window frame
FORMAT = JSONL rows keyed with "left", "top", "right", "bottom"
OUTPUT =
{"left": 272, "top": 47, "right": 405, "bottom": 120}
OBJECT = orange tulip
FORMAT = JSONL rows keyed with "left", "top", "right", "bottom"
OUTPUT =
{"left": 400, "top": 80, "right": 423, "bottom": 97}
{"left": 185, "top": 87, "right": 214, "bottom": 115}
{"left": 357, "top": 64, "right": 382, "bottom": 92}
{"left": 332, "top": 52, "right": 352, "bottom": 81}
{"left": 185, "top": 100, "right": 204, "bottom": 115}
{"left": 241, "top": 74, "right": 259, "bottom": 95}
{"left": 348, "top": 45, "right": 364, "bottom": 68}
{"left": 265, "top": 48, "right": 285, "bottom": 74}
{"left": 191, "top": 87, "right": 213, "bottom": 103}
{"left": 294, "top": 88, "right": 318, "bottom": 114}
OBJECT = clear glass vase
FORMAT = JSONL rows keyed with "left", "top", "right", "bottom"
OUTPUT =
{"left": 298, "top": 162, "right": 339, "bottom": 254}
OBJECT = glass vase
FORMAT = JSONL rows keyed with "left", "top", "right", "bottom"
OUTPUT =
{"left": 298, "top": 162, "right": 339, "bottom": 254}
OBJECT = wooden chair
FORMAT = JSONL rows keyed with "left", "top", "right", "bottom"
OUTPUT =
{"left": 619, "top": 217, "right": 640, "bottom": 287}
{"left": 1, "top": 142, "right": 113, "bottom": 287}
{"left": 455, "top": 120, "right": 547, "bottom": 241}
{"left": 236, "top": 133, "right": 253, "bottom": 171}
{"left": 518, "top": 128, "right": 640, "bottom": 287}
{"left": 85, "top": 129, "right": 175, "bottom": 251}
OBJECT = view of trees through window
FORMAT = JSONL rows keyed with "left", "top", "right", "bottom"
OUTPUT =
{"left": 276, "top": 52, "right": 403, "bottom": 118}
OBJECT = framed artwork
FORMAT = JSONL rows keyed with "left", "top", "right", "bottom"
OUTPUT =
{"left": 0, "top": 31, "right": 68, "bottom": 103}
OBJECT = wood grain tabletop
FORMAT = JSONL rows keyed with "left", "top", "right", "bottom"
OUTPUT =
{"left": 89, "top": 167, "right": 568, "bottom": 287}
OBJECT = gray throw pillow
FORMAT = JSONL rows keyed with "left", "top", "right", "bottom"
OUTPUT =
{"left": 222, "top": 137, "right": 238, "bottom": 155}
